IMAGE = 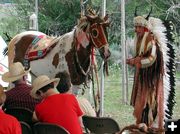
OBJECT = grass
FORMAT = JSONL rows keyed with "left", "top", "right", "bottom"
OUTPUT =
{"left": 85, "top": 68, "right": 180, "bottom": 129}
{"left": 103, "top": 70, "right": 134, "bottom": 128}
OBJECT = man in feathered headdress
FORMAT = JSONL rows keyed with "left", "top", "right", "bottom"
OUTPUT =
{"left": 126, "top": 7, "right": 176, "bottom": 132}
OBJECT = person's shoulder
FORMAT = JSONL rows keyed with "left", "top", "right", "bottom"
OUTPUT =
{"left": 20, "top": 83, "right": 32, "bottom": 89}
{"left": 4, "top": 88, "right": 16, "bottom": 97}
{"left": 62, "top": 94, "right": 76, "bottom": 100}
{"left": 59, "top": 93, "right": 74, "bottom": 97}
{"left": 5, "top": 87, "right": 15, "bottom": 93}
{"left": 56, "top": 93, "right": 76, "bottom": 101}
{"left": 65, "top": 93, "right": 75, "bottom": 98}
{"left": 3, "top": 112, "right": 19, "bottom": 123}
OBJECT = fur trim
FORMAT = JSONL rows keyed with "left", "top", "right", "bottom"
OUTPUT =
{"left": 134, "top": 16, "right": 149, "bottom": 28}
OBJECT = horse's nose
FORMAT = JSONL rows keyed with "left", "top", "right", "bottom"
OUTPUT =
{"left": 99, "top": 45, "right": 111, "bottom": 60}
{"left": 104, "top": 46, "right": 111, "bottom": 60}
{"left": 106, "top": 49, "right": 111, "bottom": 59}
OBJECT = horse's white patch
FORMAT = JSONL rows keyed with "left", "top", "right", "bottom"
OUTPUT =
{"left": 30, "top": 30, "right": 74, "bottom": 79}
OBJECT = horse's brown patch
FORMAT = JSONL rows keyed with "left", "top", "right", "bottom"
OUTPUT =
{"left": 13, "top": 35, "right": 35, "bottom": 63}
{"left": 52, "top": 53, "right": 59, "bottom": 68}
{"left": 65, "top": 44, "right": 91, "bottom": 85}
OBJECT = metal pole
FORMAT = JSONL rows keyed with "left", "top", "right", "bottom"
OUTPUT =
{"left": 35, "top": 0, "right": 38, "bottom": 31}
{"left": 80, "top": 0, "right": 83, "bottom": 16}
{"left": 99, "top": 61, "right": 104, "bottom": 117}
{"left": 99, "top": 0, "right": 106, "bottom": 117}
{"left": 101, "top": 0, "right": 106, "bottom": 17}
{"left": 121, "top": 0, "right": 128, "bottom": 104}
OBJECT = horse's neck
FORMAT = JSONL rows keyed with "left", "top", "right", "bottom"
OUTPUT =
{"left": 56, "top": 31, "right": 74, "bottom": 52}
{"left": 58, "top": 28, "right": 92, "bottom": 85}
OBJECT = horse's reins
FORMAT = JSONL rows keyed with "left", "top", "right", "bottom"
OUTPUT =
{"left": 73, "top": 29, "right": 91, "bottom": 76}
{"left": 73, "top": 28, "right": 101, "bottom": 115}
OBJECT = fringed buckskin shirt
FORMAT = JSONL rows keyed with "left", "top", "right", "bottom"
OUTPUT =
{"left": 131, "top": 31, "right": 164, "bottom": 127}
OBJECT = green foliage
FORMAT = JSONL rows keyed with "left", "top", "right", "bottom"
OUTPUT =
{"left": 0, "top": 4, "right": 26, "bottom": 39}
{"left": 38, "top": 0, "right": 81, "bottom": 35}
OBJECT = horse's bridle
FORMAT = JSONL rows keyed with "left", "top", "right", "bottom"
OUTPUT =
{"left": 89, "top": 23, "right": 108, "bottom": 49}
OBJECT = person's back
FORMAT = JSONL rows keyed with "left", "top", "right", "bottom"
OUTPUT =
{"left": 2, "top": 62, "right": 41, "bottom": 111}
{"left": 31, "top": 75, "right": 83, "bottom": 134}
{"left": 77, "top": 96, "right": 96, "bottom": 117}
{"left": 35, "top": 94, "right": 83, "bottom": 134}
{"left": 56, "top": 71, "right": 96, "bottom": 117}
{"left": 4, "top": 83, "right": 40, "bottom": 111}
{"left": 0, "top": 85, "right": 22, "bottom": 134}
{"left": 0, "top": 109, "right": 22, "bottom": 134}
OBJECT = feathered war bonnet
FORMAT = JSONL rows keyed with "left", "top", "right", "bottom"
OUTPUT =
{"left": 133, "top": 7, "right": 153, "bottom": 30}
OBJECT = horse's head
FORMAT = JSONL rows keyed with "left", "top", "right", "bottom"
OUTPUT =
{"left": 76, "top": 12, "right": 111, "bottom": 61}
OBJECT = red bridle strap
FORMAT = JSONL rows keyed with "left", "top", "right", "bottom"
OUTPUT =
{"left": 90, "top": 23, "right": 108, "bottom": 49}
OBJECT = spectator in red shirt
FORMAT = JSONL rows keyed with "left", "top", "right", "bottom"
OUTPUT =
{"left": 31, "top": 75, "right": 84, "bottom": 134}
{"left": 0, "top": 85, "right": 22, "bottom": 134}
{"left": 56, "top": 71, "right": 96, "bottom": 117}
{"left": 2, "top": 62, "right": 40, "bottom": 111}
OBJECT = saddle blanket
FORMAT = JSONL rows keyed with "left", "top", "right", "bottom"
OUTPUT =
{"left": 27, "top": 35, "right": 57, "bottom": 61}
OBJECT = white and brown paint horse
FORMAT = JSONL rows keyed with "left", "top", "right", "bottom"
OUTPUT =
{"left": 6, "top": 14, "right": 111, "bottom": 89}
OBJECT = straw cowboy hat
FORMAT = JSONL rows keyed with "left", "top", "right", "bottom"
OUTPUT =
{"left": 2, "top": 62, "right": 30, "bottom": 82}
{"left": 31, "top": 75, "right": 60, "bottom": 99}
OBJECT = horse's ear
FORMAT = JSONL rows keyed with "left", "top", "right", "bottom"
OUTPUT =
{"left": 99, "top": 14, "right": 110, "bottom": 27}
{"left": 100, "top": 20, "right": 110, "bottom": 27}
{"left": 103, "top": 14, "right": 109, "bottom": 21}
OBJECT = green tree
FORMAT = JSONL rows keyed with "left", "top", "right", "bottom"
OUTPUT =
{"left": 38, "top": 0, "right": 80, "bottom": 35}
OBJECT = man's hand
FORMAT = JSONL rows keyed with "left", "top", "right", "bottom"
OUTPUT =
{"left": 126, "top": 58, "right": 135, "bottom": 66}
{"left": 126, "top": 57, "right": 141, "bottom": 68}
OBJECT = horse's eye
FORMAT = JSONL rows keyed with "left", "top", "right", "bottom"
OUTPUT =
{"left": 92, "top": 28, "right": 98, "bottom": 38}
